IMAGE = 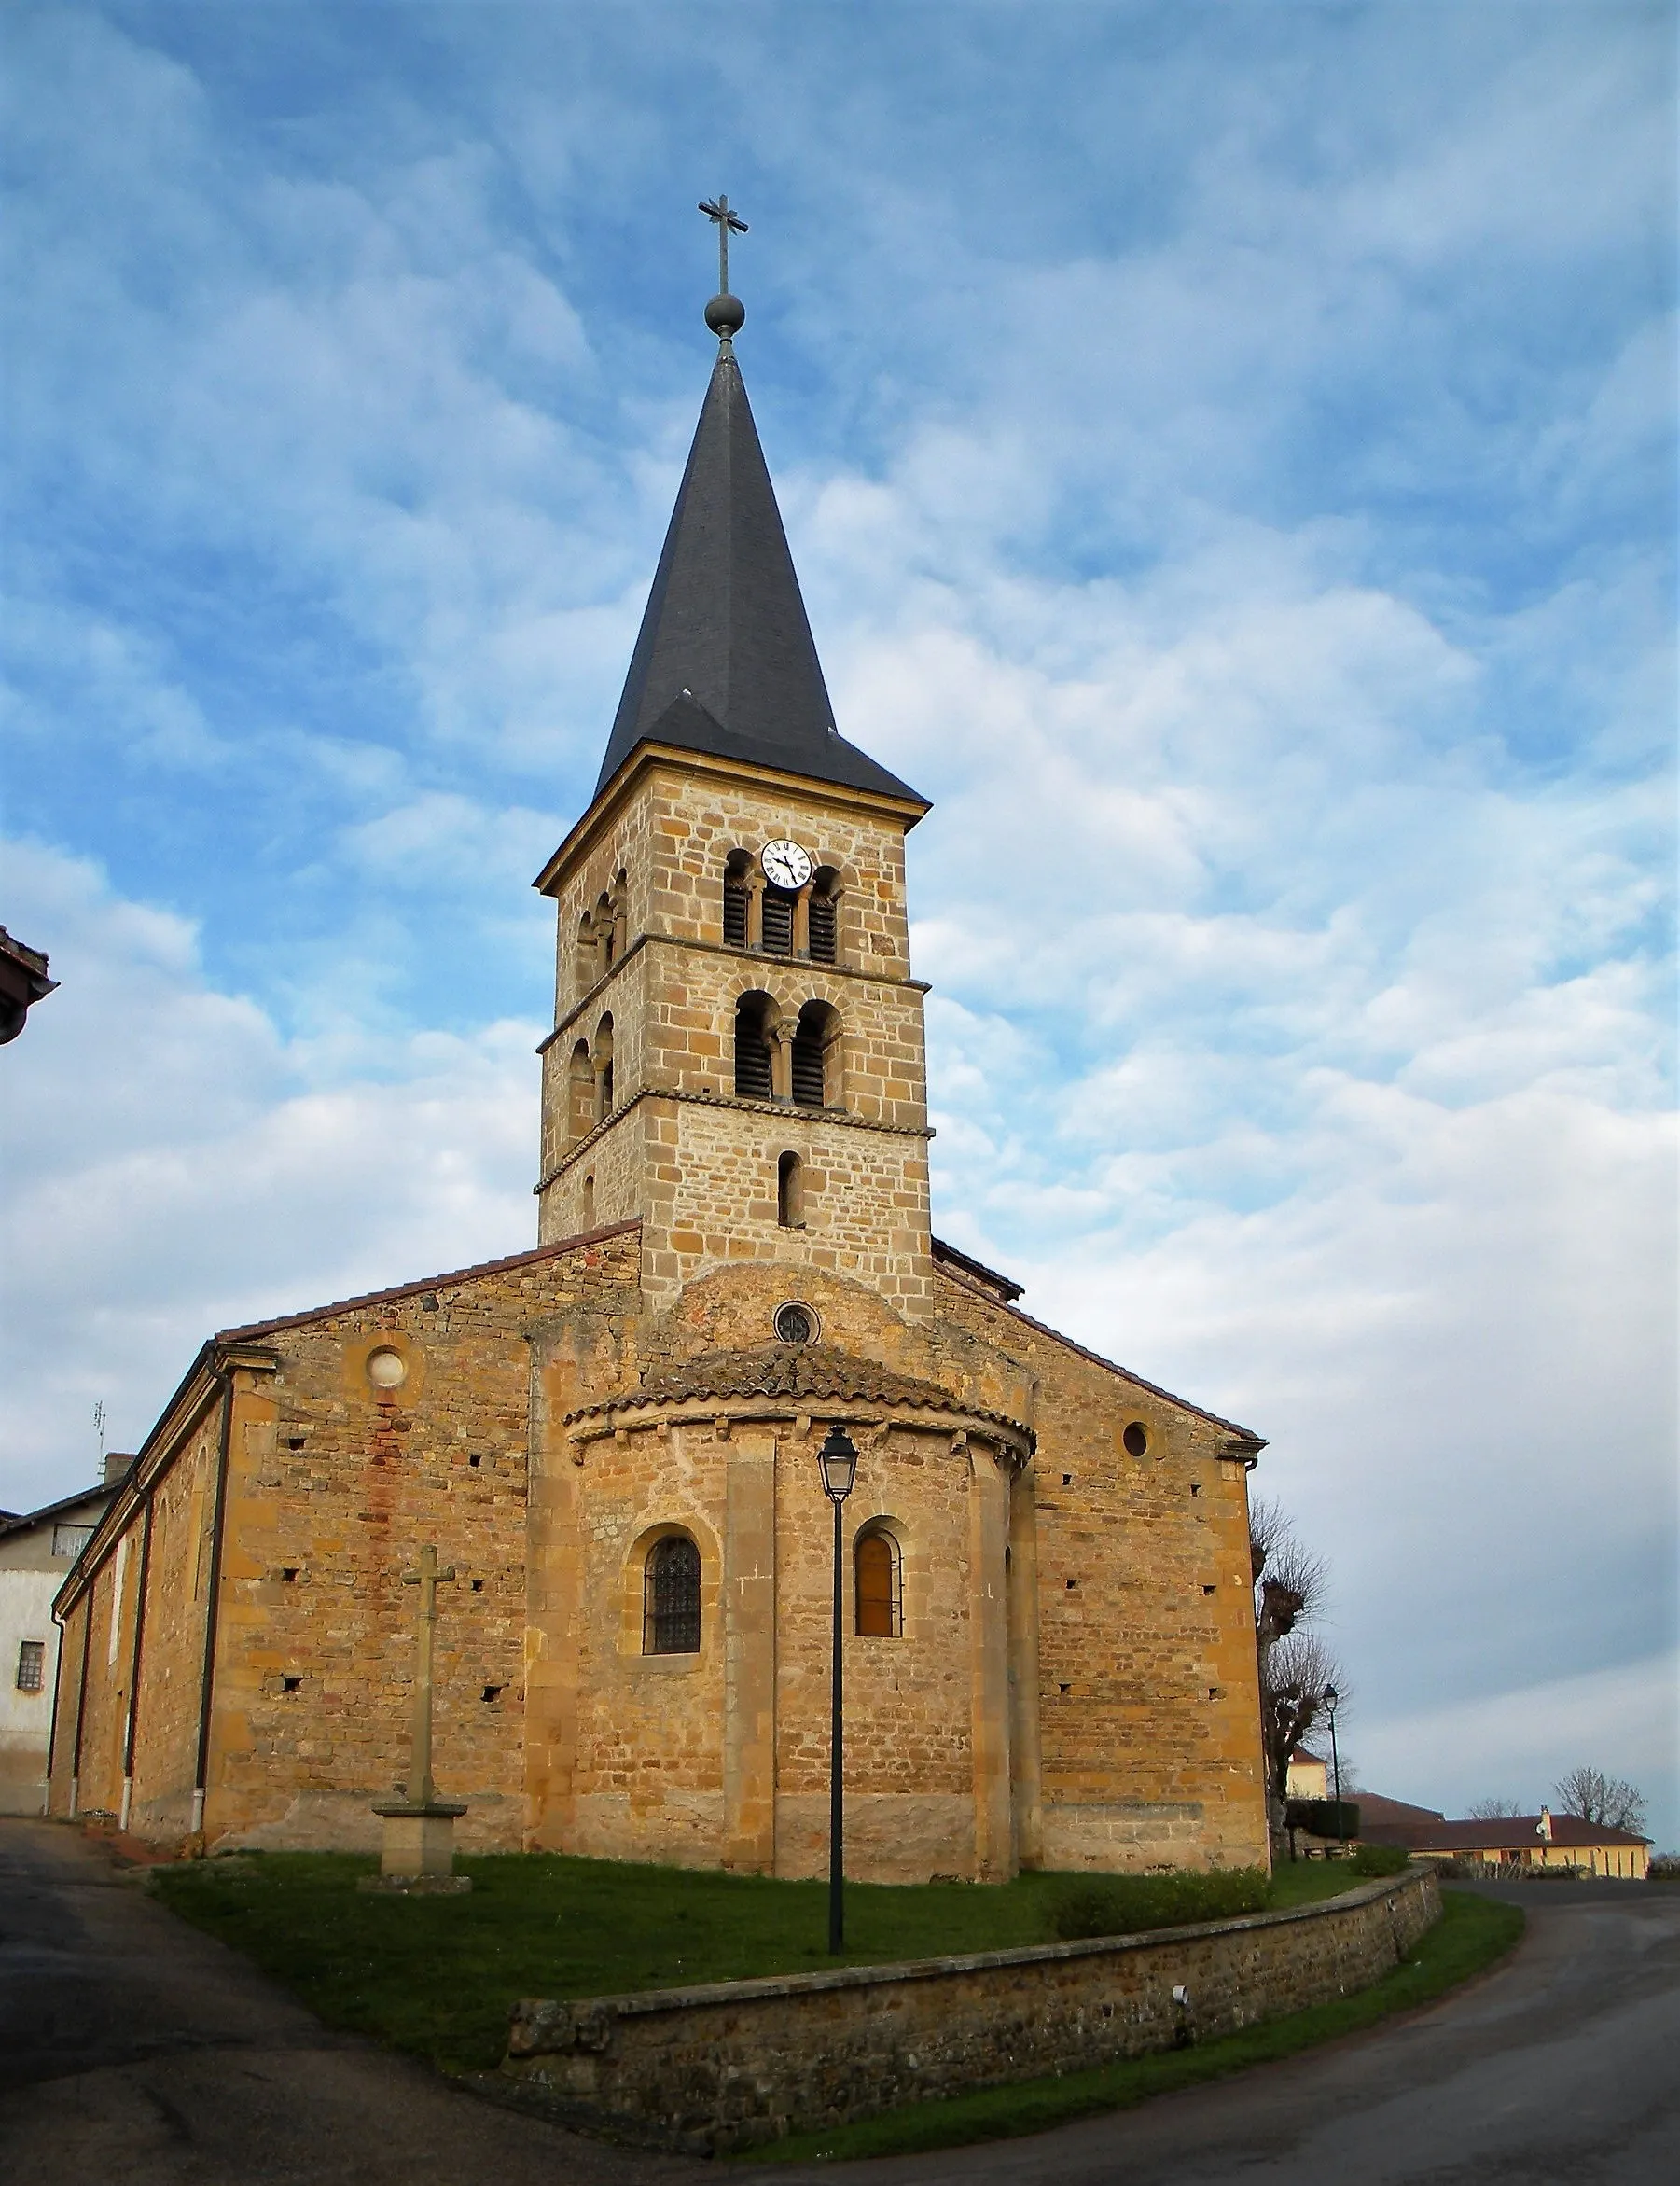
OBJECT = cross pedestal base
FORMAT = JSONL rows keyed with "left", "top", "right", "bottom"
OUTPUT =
{"left": 367, "top": 1799, "right": 470, "bottom": 1890}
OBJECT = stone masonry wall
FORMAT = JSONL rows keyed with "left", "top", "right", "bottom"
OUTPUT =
{"left": 933, "top": 1270, "right": 1270, "bottom": 1873}
{"left": 502, "top": 1863, "right": 1442, "bottom": 2153}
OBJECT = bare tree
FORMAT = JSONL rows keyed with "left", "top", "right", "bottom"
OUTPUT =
{"left": 1554, "top": 1766, "right": 1647, "bottom": 1836}
{"left": 1260, "top": 1633, "right": 1347, "bottom": 1833}
{"left": 1466, "top": 1798, "right": 1523, "bottom": 1819}
{"left": 1249, "top": 1496, "right": 1333, "bottom": 1839}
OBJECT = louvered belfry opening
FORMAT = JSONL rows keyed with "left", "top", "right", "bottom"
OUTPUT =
{"left": 723, "top": 849, "right": 751, "bottom": 949}
{"left": 808, "top": 893, "right": 837, "bottom": 963}
{"left": 734, "top": 993, "right": 775, "bottom": 1101}
{"left": 644, "top": 1535, "right": 701, "bottom": 1655}
{"left": 791, "top": 999, "right": 835, "bottom": 1108}
{"left": 760, "top": 886, "right": 795, "bottom": 956}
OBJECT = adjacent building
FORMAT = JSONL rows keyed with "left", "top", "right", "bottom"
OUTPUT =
{"left": 1, "top": 1472, "right": 118, "bottom": 1812}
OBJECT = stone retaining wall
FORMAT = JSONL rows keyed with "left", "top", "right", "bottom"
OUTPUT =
{"left": 501, "top": 1863, "right": 1441, "bottom": 2152}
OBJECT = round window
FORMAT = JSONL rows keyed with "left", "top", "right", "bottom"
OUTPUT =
{"left": 774, "top": 1303, "right": 814, "bottom": 1345}
{"left": 1123, "top": 1421, "right": 1148, "bottom": 1457}
{"left": 368, "top": 1346, "right": 409, "bottom": 1390}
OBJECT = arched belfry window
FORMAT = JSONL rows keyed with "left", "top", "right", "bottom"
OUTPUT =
{"left": 734, "top": 992, "right": 775, "bottom": 1102}
{"left": 809, "top": 868, "right": 841, "bottom": 965}
{"left": 644, "top": 1535, "right": 701, "bottom": 1655}
{"left": 792, "top": 1000, "right": 839, "bottom": 1108}
{"left": 855, "top": 1529, "right": 901, "bottom": 1637}
{"left": 723, "top": 850, "right": 752, "bottom": 951}
{"left": 761, "top": 885, "right": 796, "bottom": 957}
{"left": 593, "top": 1015, "right": 615, "bottom": 1122}
{"left": 568, "top": 1039, "right": 594, "bottom": 1145}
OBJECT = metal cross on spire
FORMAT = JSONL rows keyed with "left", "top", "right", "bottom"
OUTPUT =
{"left": 699, "top": 193, "right": 748, "bottom": 296}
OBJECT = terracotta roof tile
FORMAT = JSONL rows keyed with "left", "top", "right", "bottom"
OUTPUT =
{"left": 565, "top": 1342, "right": 1030, "bottom": 1438}
{"left": 215, "top": 1220, "right": 641, "bottom": 1343}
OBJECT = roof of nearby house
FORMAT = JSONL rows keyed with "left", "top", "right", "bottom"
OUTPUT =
{"left": 591, "top": 339, "right": 924, "bottom": 811}
{"left": 1351, "top": 1791, "right": 1448, "bottom": 1829}
{"left": 0, "top": 1483, "right": 111, "bottom": 1539}
{"left": 1364, "top": 1813, "right": 1650, "bottom": 1851}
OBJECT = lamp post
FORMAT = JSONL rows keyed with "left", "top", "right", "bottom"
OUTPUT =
{"left": 817, "top": 1424, "right": 858, "bottom": 1953}
{"left": 1325, "top": 1684, "right": 1343, "bottom": 1853}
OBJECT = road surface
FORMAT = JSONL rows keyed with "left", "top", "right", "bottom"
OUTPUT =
{"left": 2, "top": 1818, "right": 1674, "bottom": 2183}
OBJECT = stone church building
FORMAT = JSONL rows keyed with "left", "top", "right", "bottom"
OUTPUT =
{"left": 48, "top": 290, "right": 1270, "bottom": 1881}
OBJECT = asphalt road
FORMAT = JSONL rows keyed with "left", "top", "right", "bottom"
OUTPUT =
{"left": 2, "top": 1817, "right": 1675, "bottom": 2184}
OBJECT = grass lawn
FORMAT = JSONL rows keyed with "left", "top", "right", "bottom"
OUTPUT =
{"left": 150, "top": 1848, "right": 1380, "bottom": 2078}
{"left": 746, "top": 1890, "right": 1525, "bottom": 2165}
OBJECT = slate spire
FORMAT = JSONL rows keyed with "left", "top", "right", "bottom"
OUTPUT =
{"left": 594, "top": 298, "right": 923, "bottom": 807}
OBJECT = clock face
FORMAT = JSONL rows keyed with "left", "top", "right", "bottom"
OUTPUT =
{"left": 761, "top": 839, "right": 813, "bottom": 891}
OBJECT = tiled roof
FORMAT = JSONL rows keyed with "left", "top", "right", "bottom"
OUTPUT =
{"left": 591, "top": 343, "right": 923, "bottom": 811}
{"left": 565, "top": 1342, "right": 1030, "bottom": 1438}
{"left": 0, "top": 1483, "right": 111, "bottom": 1539}
{"left": 214, "top": 1220, "right": 641, "bottom": 1343}
{"left": 1364, "top": 1814, "right": 1649, "bottom": 1852}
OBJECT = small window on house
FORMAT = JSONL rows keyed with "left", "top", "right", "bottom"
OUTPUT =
{"left": 644, "top": 1535, "right": 701, "bottom": 1655}
{"left": 51, "top": 1524, "right": 93, "bottom": 1561}
{"left": 855, "top": 1531, "right": 900, "bottom": 1637}
{"left": 792, "top": 1000, "right": 838, "bottom": 1109}
{"left": 809, "top": 868, "right": 840, "bottom": 964}
{"left": 777, "top": 1150, "right": 804, "bottom": 1228}
{"left": 1123, "top": 1422, "right": 1149, "bottom": 1457}
{"left": 15, "top": 1640, "right": 45, "bottom": 1692}
{"left": 582, "top": 1173, "right": 596, "bottom": 1226}
{"left": 723, "top": 850, "right": 752, "bottom": 949}
{"left": 593, "top": 1015, "right": 615, "bottom": 1122}
{"left": 596, "top": 891, "right": 617, "bottom": 971}
{"left": 760, "top": 886, "right": 795, "bottom": 956}
{"left": 734, "top": 992, "right": 775, "bottom": 1102}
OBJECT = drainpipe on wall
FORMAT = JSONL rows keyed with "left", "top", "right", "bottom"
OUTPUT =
{"left": 68, "top": 1590, "right": 93, "bottom": 1820}
{"left": 190, "top": 1367, "right": 236, "bottom": 1840}
{"left": 119, "top": 1492, "right": 156, "bottom": 1834}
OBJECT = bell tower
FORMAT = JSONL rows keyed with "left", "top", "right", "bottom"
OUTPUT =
{"left": 532, "top": 257, "right": 937, "bottom": 1320}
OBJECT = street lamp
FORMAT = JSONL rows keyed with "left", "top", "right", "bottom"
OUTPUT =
{"left": 817, "top": 1424, "right": 857, "bottom": 1953}
{"left": 1324, "top": 1684, "right": 1343, "bottom": 1853}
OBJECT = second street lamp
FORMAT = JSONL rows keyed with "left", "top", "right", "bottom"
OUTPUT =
{"left": 817, "top": 1424, "right": 858, "bottom": 1954}
{"left": 1325, "top": 1683, "right": 1344, "bottom": 1852}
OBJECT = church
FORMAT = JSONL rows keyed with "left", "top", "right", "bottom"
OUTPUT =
{"left": 48, "top": 270, "right": 1271, "bottom": 1882}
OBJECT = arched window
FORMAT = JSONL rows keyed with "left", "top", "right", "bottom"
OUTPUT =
{"left": 593, "top": 1015, "right": 615, "bottom": 1122}
{"left": 596, "top": 893, "right": 617, "bottom": 972}
{"left": 576, "top": 912, "right": 598, "bottom": 996}
{"left": 792, "top": 1000, "right": 839, "bottom": 1108}
{"left": 723, "top": 850, "right": 752, "bottom": 950}
{"left": 734, "top": 992, "right": 775, "bottom": 1102}
{"left": 855, "top": 1530, "right": 900, "bottom": 1637}
{"left": 568, "top": 1040, "right": 594, "bottom": 1145}
{"left": 581, "top": 1172, "right": 595, "bottom": 1227}
{"left": 777, "top": 1150, "right": 804, "bottom": 1228}
{"left": 644, "top": 1535, "right": 701, "bottom": 1655}
{"left": 809, "top": 868, "right": 840, "bottom": 965}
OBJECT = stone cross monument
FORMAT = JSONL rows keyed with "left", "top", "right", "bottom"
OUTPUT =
{"left": 368, "top": 1543, "right": 470, "bottom": 1891}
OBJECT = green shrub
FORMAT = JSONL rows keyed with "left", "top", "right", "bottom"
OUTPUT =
{"left": 1348, "top": 1843, "right": 1411, "bottom": 1878}
{"left": 1048, "top": 1868, "right": 1270, "bottom": 1942}
{"left": 1285, "top": 1799, "right": 1360, "bottom": 1841}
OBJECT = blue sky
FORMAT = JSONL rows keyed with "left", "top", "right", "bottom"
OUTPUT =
{"left": 2, "top": 2, "right": 1674, "bottom": 1844}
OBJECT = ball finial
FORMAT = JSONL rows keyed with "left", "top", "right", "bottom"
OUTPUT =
{"left": 705, "top": 292, "right": 745, "bottom": 338}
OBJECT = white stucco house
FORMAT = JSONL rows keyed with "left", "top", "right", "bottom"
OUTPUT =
{"left": 0, "top": 1476, "right": 116, "bottom": 1813}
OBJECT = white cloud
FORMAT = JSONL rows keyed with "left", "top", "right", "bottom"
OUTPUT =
{"left": 0, "top": 842, "right": 539, "bottom": 1508}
